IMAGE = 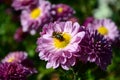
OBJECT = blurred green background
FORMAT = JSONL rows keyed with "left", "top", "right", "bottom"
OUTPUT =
{"left": 0, "top": 0, "right": 120, "bottom": 80}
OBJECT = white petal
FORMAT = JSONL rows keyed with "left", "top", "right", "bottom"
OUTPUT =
{"left": 61, "top": 65, "right": 69, "bottom": 70}
{"left": 71, "top": 31, "right": 85, "bottom": 43}
{"left": 71, "top": 22, "right": 80, "bottom": 36}
{"left": 64, "top": 21, "right": 72, "bottom": 33}
{"left": 46, "top": 62, "right": 53, "bottom": 68}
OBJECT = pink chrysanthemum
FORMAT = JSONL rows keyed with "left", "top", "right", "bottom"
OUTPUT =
{"left": 2, "top": 51, "right": 27, "bottom": 63}
{"left": 1, "top": 51, "right": 37, "bottom": 74}
{"left": 87, "top": 19, "right": 119, "bottom": 41}
{"left": 36, "top": 21, "right": 85, "bottom": 70}
{"left": 21, "top": 0, "right": 51, "bottom": 35}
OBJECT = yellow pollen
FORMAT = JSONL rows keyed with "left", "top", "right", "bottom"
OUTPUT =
{"left": 30, "top": 8, "right": 41, "bottom": 19}
{"left": 57, "top": 7, "right": 63, "bottom": 13}
{"left": 7, "top": 58, "right": 15, "bottom": 63}
{"left": 53, "top": 33, "right": 71, "bottom": 49}
{"left": 97, "top": 26, "right": 108, "bottom": 35}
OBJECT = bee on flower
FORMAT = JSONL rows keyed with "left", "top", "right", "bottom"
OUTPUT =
{"left": 36, "top": 21, "right": 85, "bottom": 70}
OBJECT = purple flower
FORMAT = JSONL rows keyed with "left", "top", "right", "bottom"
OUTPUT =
{"left": 50, "top": 4, "right": 75, "bottom": 21}
{"left": 2, "top": 51, "right": 27, "bottom": 63}
{"left": 83, "top": 17, "right": 94, "bottom": 27}
{"left": 20, "top": 0, "right": 52, "bottom": 35}
{"left": 87, "top": 19, "right": 119, "bottom": 41}
{"left": 36, "top": 21, "right": 85, "bottom": 70}
{"left": 68, "top": 17, "right": 79, "bottom": 23}
{"left": 14, "top": 27, "right": 28, "bottom": 42}
{"left": 0, "top": 62, "right": 32, "bottom": 80}
{"left": 1, "top": 51, "right": 37, "bottom": 78}
{"left": 79, "top": 30, "right": 112, "bottom": 70}
{"left": 112, "top": 30, "right": 120, "bottom": 48}
{"left": 12, "top": 0, "right": 38, "bottom": 11}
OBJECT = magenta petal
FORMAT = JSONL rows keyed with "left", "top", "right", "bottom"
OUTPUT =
{"left": 68, "top": 57, "right": 76, "bottom": 66}
{"left": 62, "top": 52, "right": 72, "bottom": 59}
{"left": 59, "top": 57, "right": 67, "bottom": 64}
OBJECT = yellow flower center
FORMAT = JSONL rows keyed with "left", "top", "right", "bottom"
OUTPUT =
{"left": 7, "top": 58, "right": 15, "bottom": 63}
{"left": 30, "top": 8, "right": 41, "bottom": 19}
{"left": 97, "top": 26, "right": 108, "bottom": 35}
{"left": 57, "top": 7, "right": 63, "bottom": 13}
{"left": 53, "top": 32, "right": 71, "bottom": 49}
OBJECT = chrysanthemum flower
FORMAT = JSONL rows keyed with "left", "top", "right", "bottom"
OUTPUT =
{"left": 2, "top": 51, "right": 27, "bottom": 63}
{"left": 50, "top": 4, "right": 75, "bottom": 21}
{"left": 79, "top": 30, "right": 112, "bottom": 70}
{"left": 68, "top": 17, "right": 79, "bottom": 23}
{"left": 12, "top": 0, "right": 38, "bottom": 11}
{"left": 1, "top": 51, "right": 37, "bottom": 77}
{"left": 0, "top": 62, "right": 32, "bottom": 80}
{"left": 36, "top": 21, "right": 85, "bottom": 70}
{"left": 112, "top": 30, "right": 120, "bottom": 48}
{"left": 21, "top": 0, "right": 51, "bottom": 35}
{"left": 83, "top": 17, "right": 94, "bottom": 27}
{"left": 14, "top": 27, "right": 28, "bottom": 42}
{"left": 87, "top": 19, "right": 119, "bottom": 41}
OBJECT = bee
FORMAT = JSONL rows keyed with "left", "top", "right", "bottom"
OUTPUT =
{"left": 52, "top": 32, "right": 64, "bottom": 41}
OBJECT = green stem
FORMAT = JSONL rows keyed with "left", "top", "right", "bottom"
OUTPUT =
{"left": 73, "top": 72, "right": 77, "bottom": 80}
{"left": 71, "top": 68, "right": 78, "bottom": 80}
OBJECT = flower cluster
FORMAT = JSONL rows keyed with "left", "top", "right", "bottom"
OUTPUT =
{"left": 10, "top": 0, "right": 120, "bottom": 74}
{"left": 1, "top": 0, "right": 120, "bottom": 80}
{"left": 12, "top": 0, "right": 75, "bottom": 35}
{"left": 36, "top": 19, "right": 119, "bottom": 70}
{"left": 0, "top": 51, "right": 37, "bottom": 79}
